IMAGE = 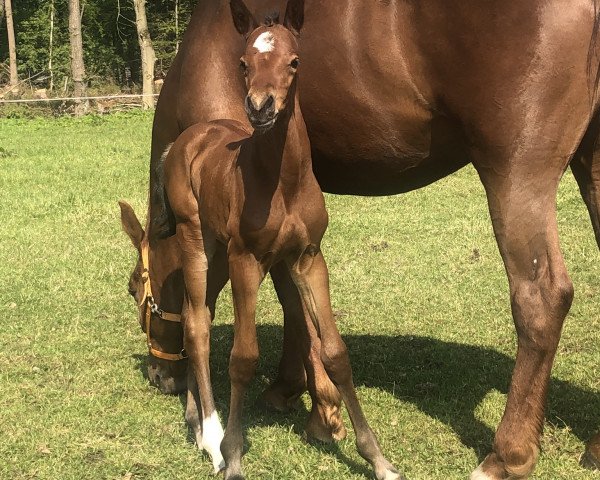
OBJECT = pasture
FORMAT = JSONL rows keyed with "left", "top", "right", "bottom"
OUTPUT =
{"left": 0, "top": 112, "right": 598, "bottom": 479}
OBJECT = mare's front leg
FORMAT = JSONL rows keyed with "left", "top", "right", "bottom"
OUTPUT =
{"left": 184, "top": 242, "right": 229, "bottom": 472}
{"left": 288, "top": 248, "right": 403, "bottom": 480}
{"left": 220, "top": 245, "right": 264, "bottom": 480}
{"left": 268, "top": 262, "right": 346, "bottom": 442}
{"left": 471, "top": 154, "right": 574, "bottom": 479}
{"left": 177, "top": 218, "right": 225, "bottom": 473}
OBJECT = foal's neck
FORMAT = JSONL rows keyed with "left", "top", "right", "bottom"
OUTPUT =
{"left": 251, "top": 91, "right": 311, "bottom": 186}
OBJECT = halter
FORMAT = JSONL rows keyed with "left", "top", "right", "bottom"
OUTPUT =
{"left": 140, "top": 243, "right": 187, "bottom": 361}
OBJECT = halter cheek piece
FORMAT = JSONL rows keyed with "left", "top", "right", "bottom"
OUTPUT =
{"left": 140, "top": 243, "right": 188, "bottom": 361}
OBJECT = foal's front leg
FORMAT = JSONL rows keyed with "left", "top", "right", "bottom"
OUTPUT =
{"left": 288, "top": 249, "right": 403, "bottom": 480}
{"left": 221, "top": 246, "right": 265, "bottom": 480}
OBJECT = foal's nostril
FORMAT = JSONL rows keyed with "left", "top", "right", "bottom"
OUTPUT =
{"left": 245, "top": 95, "right": 254, "bottom": 114}
{"left": 263, "top": 95, "right": 274, "bottom": 112}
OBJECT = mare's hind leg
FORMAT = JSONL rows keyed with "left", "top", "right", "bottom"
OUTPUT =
{"left": 184, "top": 242, "right": 229, "bottom": 472}
{"left": 571, "top": 114, "right": 600, "bottom": 469}
{"left": 268, "top": 262, "right": 346, "bottom": 442}
{"left": 471, "top": 153, "right": 574, "bottom": 479}
{"left": 288, "top": 249, "right": 403, "bottom": 480}
{"left": 571, "top": 112, "right": 600, "bottom": 245}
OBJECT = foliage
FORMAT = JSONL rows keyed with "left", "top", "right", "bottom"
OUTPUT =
{"left": 0, "top": 0, "right": 197, "bottom": 91}
{"left": 0, "top": 115, "right": 598, "bottom": 479}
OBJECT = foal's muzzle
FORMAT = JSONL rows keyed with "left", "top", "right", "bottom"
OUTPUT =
{"left": 245, "top": 93, "right": 277, "bottom": 131}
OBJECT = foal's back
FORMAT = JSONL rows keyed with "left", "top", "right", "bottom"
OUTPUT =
{"left": 164, "top": 119, "right": 250, "bottom": 238}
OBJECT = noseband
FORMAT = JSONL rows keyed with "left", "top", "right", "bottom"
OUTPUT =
{"left": 140, "top": 243, "right": 187, "bottom": 361}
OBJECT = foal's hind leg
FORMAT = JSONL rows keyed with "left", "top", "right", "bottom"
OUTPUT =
{"left": 288, "top": 249, "right": 403, "bottom": 480}
{"left": 571, "top": 114, "right": 600, "bottom": 469}
{"left": 268, "top": 262, "right": 346, "bottom": 443}
{"left": 220, "top": 247, "right": 265, "bottom": 480}
{"left": 177, "top": 218, "right": 225, "bottom": 473}
{"left": 471, "top": 156, "right": 574, "bottom": 479}
{"left": 184, "top": 242, "right": 229, "bottom": 472}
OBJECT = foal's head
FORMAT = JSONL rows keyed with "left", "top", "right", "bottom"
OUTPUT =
{"left": 230, "top": 0, "right": 305, "bottom": 132}
{"left": 119, "top": 201, "right": 187, "bottom": 395}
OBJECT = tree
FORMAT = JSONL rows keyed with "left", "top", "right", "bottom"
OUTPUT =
{"left": 68, "top": 0, "right": 88, "bottom": 114}
{"left": 5, "top": 0, "right": 18, "bottom": 90}
{"left": 132, "top": 0, "right": 155, "bottom": 109}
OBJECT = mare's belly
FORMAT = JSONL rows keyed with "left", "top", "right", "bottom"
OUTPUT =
{"left": 304, "top": 111, "right": 471, "bottom": 196}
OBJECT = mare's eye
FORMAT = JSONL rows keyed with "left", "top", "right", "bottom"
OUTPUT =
{"left": 240, "top": 60, "right": 248, "bottom": 75}
{"left": 290, "top": 58, "right": 299, "bottom": 70}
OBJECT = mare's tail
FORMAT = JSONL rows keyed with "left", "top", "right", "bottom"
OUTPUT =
{"left": 150, "top": 143, "right": 176, "bottom": 240}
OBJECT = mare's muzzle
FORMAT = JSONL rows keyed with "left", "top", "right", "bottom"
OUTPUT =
{"left": 245, "top": 93, "right": 277, "bottom": 131}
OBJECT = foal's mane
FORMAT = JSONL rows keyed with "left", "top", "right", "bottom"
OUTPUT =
{"left": 263, "top": 12, "right": 280, "bottom": 26}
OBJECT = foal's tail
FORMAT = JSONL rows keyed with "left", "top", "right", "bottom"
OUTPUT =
{"left": 150, "top": 143, "right": 176, "bottom": 240}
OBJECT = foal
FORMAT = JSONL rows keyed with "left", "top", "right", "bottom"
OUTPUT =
{"left": 161, "top": 2, "right": 400, "bottom": 479}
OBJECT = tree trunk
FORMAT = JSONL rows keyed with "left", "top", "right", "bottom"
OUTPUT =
{"left": 174, "top": 0, "right": 179, "bottom": 54}
{"left": 132, "top": 0, "right": 156, "bottom": 109}
{"left": 68, "top": 0, "right": 88, "bottom": 115}
{"left": 49, "top": 0, "right": 54, "bottom": 92}
{"left": 5, "top": 0, "right": 18, "bottom": 89}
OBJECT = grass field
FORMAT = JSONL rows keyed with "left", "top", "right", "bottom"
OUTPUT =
{"left": 0, "top": 112, "right": 599, "bottom": 480}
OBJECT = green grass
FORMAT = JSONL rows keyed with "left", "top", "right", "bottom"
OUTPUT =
{"left": 0, "top": 113, "right": 598, "bottom": 479}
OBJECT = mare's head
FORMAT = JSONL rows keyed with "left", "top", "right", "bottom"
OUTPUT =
{"left": 118, "top": 201, "right": 187, "bottom": 394}
{"left": 230, "top": 0, "right": 305, "bottom": 133}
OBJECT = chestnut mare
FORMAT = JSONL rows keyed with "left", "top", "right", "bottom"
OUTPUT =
{"left": 122, "top": 0, "right": 600, "bottom": 478}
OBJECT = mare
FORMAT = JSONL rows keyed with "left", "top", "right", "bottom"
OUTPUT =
{"left": 159, "top": 2, "right": 399, "bottom": 479}
{"left": 126, "top": 0, "right": 600, "bottom": 478}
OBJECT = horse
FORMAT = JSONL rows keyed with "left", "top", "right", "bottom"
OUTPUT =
{"left": 155, "top": 3, "right": 399, "bottom": 479}
{"left": 127, "top": 0, "right": 600, "bottom": 478}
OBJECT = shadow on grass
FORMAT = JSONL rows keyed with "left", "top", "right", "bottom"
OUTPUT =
{"left": 132, "top": 325, "right": 600, "bottom": 473}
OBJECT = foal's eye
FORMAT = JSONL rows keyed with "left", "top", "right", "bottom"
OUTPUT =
{"left": 290, "top": 58, "right": 299, "bottom": 70}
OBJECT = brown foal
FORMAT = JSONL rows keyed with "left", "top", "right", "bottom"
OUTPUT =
{"left": 157, "top": 2, "right": 400, "bottom": 479}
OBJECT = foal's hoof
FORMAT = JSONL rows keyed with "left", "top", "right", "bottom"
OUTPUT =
{"left": 375, "top": 463, "right": 405, "bottom": 480}
{"left": 581, "top": 432, "right": 600, "bottom": 469}
{"left": 261, "top": 381, "right": 304, "bottom": 412}
{"left": 304, "top": 402, "right": 347, "bottom": 443}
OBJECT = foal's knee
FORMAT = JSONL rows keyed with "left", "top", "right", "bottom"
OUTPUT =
{"left": 229, "top": 348, "right": 259, "bottom": 387}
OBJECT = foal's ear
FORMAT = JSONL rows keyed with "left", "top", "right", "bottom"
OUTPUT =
{"left": 283, "top": 0, "right": 305, "bottom": 34}
{"left": 119, "top": 200, "right": 144, "bottom": 250}
{"left": 230, "top": 0, "right": 258, "bottom": 36}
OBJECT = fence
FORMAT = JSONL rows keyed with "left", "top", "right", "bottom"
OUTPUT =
{"left": 0, "top": 93, "right": 160, "bottom": 114}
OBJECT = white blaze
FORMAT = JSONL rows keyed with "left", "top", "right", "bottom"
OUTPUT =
{"left": 253, "top": 31, "right": 275, "bottom": 53}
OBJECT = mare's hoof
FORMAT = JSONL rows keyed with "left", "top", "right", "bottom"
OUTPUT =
{"left": 581, "top": 432, "right": 600, "bottom": 469}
